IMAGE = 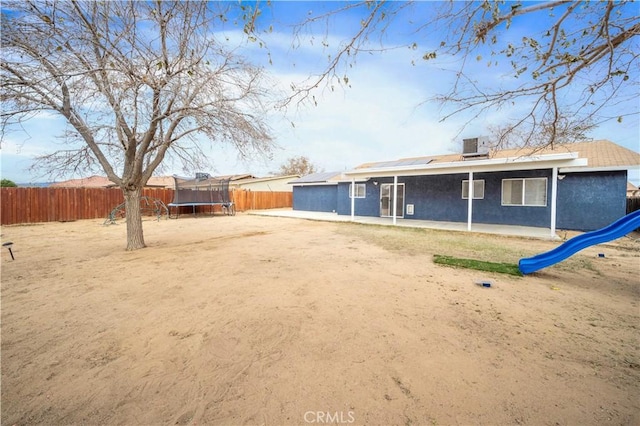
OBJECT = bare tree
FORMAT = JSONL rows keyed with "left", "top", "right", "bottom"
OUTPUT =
{"left": 424, "top": 1, "right": 638, "bottom": 146}
{"left": 274, "top": 156, "right": 319, "bottom": 176}
{"left": 486, "top": 114, "right": 596, "bottom": 152}
{"left": 1, "top": 1, "right": 274, "bottom": 250}
{"left": 265, "top": 1, "right": 639, "bottom": 147}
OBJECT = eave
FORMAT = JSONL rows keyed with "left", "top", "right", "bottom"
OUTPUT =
{"left": 341, "top": 153, "right": 588, "bottom": 180}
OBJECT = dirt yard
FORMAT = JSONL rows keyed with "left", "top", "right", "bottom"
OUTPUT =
{"left": 1, "top": 213, "right": 639, "bottom": 425}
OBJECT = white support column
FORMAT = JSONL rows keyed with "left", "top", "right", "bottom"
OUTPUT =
{"left": 550, "top": 167, "right": 558, "bottom": 237}
{"left": 350, "top": 178, "right": 355, "bottom": 221}
{"left": 393, "top": 175, "right": 398, "bottom": 225}
{"left": 467, "top": 171, "right": 473, "bottom": 231}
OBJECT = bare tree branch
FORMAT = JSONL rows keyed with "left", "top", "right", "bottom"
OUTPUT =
{"left": 1, "top": 0, "right": 276, "bottom": 249}
{"left": 275, "top": 0, "right": 638, "bottom": 147}
{"left": 274, "top": 156, "right": 320, "bottom": 176}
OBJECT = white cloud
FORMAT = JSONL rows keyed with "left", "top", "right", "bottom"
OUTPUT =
{"left": 237, "top": 50, "right": 469, "bottom": 175}
{"left": 4, "top": 14, "right": 639, "bottom": 185}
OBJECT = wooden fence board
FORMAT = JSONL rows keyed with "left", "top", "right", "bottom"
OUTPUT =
{"left": 230, "top": 189, "right": 292, "bottom": 211}
{"left": 0, "top": 187, "right": 292, "bottom": 225}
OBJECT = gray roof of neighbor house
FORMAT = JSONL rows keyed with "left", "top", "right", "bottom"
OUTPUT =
{"left": 232, "top": 174, "right": 299, "bottom": 184}
{"left": 356, "top": 140, "right": 640, "bottom": 171}
{"left": 212, "top": 173, "right": 256, "bottom": 181}
{"left": 289, "top": 171, "right": 343, "bottom": 185}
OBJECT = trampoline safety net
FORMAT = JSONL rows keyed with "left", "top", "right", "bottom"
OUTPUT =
{"left": 172, "top": 175, "right": 231, "bottom": 205}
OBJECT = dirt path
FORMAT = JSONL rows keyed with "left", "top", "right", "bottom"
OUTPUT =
{"left": 1, "top": 214, "right": 638, "bottom": 425}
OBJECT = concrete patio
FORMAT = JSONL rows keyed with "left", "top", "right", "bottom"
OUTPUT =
{"left": 249, "top": 208, "right": 560, "bottom": 240}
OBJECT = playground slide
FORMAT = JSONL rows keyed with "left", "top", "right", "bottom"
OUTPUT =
{"left": 518, "top": 210, "right": 640, "bottom": 275}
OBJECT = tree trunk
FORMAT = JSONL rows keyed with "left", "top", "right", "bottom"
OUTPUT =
{"left": 123, "top": 186, "right": 146, "bottom": 250}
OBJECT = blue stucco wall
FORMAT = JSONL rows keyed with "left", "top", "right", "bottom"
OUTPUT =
{"left": 336, "top": 182, "right": 381, "bottom": 216}
{"left": 336, "top": 171, "right": 554, "bottom": 227}
{"left": 292, "top": 185, "right": 337, "bottom": 212}
{"left": 402, "top": 174, "right": 468, "bottom": 222}
{"left": 473, "top": 169, "right": 554, "bottom": 227}
{"left": 556, "top": 171, "right": 627, "bottom": 231}
{"left": 402, "top": 170, "right": 555, "bottom": 227}
{"left": 295, "top": 170, "right": 628, "bottom": 231}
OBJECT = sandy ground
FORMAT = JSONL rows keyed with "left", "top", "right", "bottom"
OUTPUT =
{"left": 1, "top": 213, "right": 639, "bottom": 425}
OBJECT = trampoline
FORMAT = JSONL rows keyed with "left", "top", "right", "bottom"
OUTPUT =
{"left": 168, "top": 174, "right": 235, "bottom": 218}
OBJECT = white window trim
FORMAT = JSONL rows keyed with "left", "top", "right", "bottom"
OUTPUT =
{"left": 349, "top": 183, "right": 366, "bottom": 199}
{"left": 501, "top": 177, "right": 548, "bottom": 207}
{"left": 462, "top": 179, "right": 485, "bottom": 200}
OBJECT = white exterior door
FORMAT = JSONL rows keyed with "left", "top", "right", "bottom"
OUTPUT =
{"left": 380, "top": 183, "right": 404, "bottom": 218}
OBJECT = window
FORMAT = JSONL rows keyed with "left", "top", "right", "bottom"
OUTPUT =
{"left": 502, "top": 178, "right": 547, "bottom": 206}
{"left": 349, "top": 183, "right": 366, "bottom": 198}
{"left": 462, "top": 180, "right": 485, "bottom": 199}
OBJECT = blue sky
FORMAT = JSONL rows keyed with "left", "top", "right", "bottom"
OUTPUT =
{"left": 2, "top": 1, "right": 638, "bottom": 184}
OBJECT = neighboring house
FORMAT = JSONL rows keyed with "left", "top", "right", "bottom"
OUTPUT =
{"left": 627, "top": 182, "right": 639, "bottom": 197}
{"left": 291, "top": 140, "right": 640, "bottom": 233}
{"left": 146, "top": 176, "right": 176, "bottom": 188}
{"left": 50, "top": 175, "right": 175, "bottom": 188}
{"left": 49, "top": 175, "right": 116, "bottom": 188}
{"left": 166, "top": 173, "right": 296, "bottom": 192}
{"left": 51, "top": 173, "right": 299, "bottom": 191}
{"left": 229, "top": 175, "right": 299, "bottom": 192}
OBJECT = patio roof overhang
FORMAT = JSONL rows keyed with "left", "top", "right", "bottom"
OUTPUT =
{"left": 340, "top": 152, "right": 588, "bottom": 180}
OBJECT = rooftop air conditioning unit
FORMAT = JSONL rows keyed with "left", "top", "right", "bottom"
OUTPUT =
{"left": 462, "top": 137, "right": 490, "bottom": 158}
{"left": 195, "top": 172, "right": 211, "bottom": 180}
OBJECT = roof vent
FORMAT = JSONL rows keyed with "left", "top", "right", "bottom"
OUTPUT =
{"left": 462, "top": 137, "right": 490, "bottom": 159}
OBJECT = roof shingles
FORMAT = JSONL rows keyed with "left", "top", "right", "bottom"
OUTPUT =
{"left": 357, "top": 140, "right": 639, "bottom": 170}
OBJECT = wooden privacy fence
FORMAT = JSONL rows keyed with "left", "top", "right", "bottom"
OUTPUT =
{"left": 0, "top": 187, "right": 173, "bottom": 225}
{"left": 627, "top": 196, "right": 640, "bottom": 214}
{"left": 231, "top": 189, "right": 292, "bottom": 212}
{"left": 0, "top": 187, "right": 292, "bottom": 225}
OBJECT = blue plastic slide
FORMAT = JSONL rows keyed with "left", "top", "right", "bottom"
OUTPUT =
{"left": 519, "top": 210, "right": 640, "bottom": 275}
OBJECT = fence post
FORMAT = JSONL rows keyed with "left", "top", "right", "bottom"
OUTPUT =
{"left": 627, "top": 196, "right": 640, "bottom": 214}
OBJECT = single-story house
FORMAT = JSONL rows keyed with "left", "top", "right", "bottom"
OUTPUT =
{"left": 290, "top": 140, "right": 640, "bottom": 234}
